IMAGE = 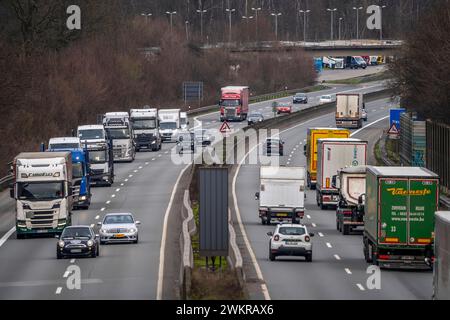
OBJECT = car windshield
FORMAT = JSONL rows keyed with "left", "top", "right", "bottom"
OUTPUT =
{"left": 61, "top": 227, "right": 91, "bottom": 239}
{"left": 89, "top": 150, "right": 106, "bottom": 163}
{"left": 106, "top": 128, "right": 130, "bottom": 139}
{"left": 18, "top": 182, "right": 64, "bottom": 201}
{"left": 160, "top": 122, "right": 177, "bottom": 130}
{"left": 322, "top": 95, "right": 331, "bottom": 99}
{"left": 278, "top": 103, "right": 290, "bottom": 107}
{"left": 279, "top": 227, "right": 306, "bottom": 236}
{"left": 73, "top": 163, "right": 84, "bottom": 179}
{"left": 78, "top": 129, "right": 104, "bottom": 140}
{"left": 249, "top": 113, "right": 262, "bottom": 118}
{"left": 103, "top": 215, "right": 134, "bottom": 224}
{"left": 221, "top": 99, "right": 240, "bottom": 107}
{"left": 49, "top": 143, "right": 79, "bottom": 150}
{"left": 295, "top": 93, "right": 306, "bottom": 97}
{"left": 355, "top": 56, "right": 365, "bottom": 62}
{"left": 132, "top": 119, "right": 157, "bottom": 130}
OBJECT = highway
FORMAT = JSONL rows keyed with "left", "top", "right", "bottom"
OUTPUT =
{"left": 233, "top": 98, "right": 433, "bottom": 300}
{"left": 0, "top": 80, "right": 389, "bottom": 300}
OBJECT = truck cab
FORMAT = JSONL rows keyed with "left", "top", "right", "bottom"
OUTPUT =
{"left": 158, "top": 109, "right": 181, "bottom": 142}
{"left": 180, "top": 112, "right": 189, "bottom": 130}
{"left": 103, "top": 112, "right": 136, "bottom": 162}
{"left": 130, "top": 108, "right": 162, "bottom": 151}
{"left": 10, "top": 152, "right": 73, "bottom": 238}
{"left": 219, "top": 86, "right": 249, "bottom": 122}
{"left": 77, "top": 125, "right": 114, "bottom": 186}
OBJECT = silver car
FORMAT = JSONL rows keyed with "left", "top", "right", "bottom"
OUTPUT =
{"left": 98, "top": 213, "right": 140, "bottom": 244}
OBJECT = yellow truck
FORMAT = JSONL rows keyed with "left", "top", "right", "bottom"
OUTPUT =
{"left": 303, "top": 128, "right": 350, "bottom": 189}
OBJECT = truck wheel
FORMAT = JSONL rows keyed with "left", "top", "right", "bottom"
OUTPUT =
{"left": 57, "top": 252, "right": 63, "bottom": 259}
{"left": 17, "top": 233, "right": 25, "bottom": 239}
{"left": 261, "top": 219, "right": 266, "bottom": 225}
{"left": 343, "top": 224, "right": 349, "bottom": 235}
{"left": 305, "top": 254, "right": 312, "bottom": 262}
{"left": 336, "top": 218, "right": 340, "bottom": 231}
{"left": 320, "top": 203, "right": 326, "bottom": 210}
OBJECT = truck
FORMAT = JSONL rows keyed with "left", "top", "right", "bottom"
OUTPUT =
{"left": 77, "top": 125, "right": 114, "bottom": 186}
{"left": 158, "top": 109, "right": 181, "bottom": 142}
{"left": 333, "top": 166, "right": 367, "bottom": 235}
{"left": 432, "top": 211, "right": 450, "bottom": 299}
{"left": 10, "top": 152, "right": 73, "bottom": 238}
{"left": 180, "top": 112, "right": 189, "bottom": 130}
{"left": 255, "top": 166, "right": 306, "bottom": 225}
{"left": 335, "top": 93, "right": 365, "bottom": 129}
{"left": 363, "top": 166, "right": 439, "bottom": 269}
{"left": 304, "top": 128, "right": 350, "bottom": 190}
{"left": 130, "top": 108, "right": 162, "bottom": 151}
{"left": 47, "top": 138, "right": 92, "bottom": 209}
{"left": 219, "top": 86, "right": 249, "bottom": 122}
{"left": 316, "top": 138, "right": 368, "bottom": 210}
{"left": 103, "top": 112, "right": 135, "bottom": 162}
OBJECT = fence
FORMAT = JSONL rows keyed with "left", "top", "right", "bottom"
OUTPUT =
{"left": 426, "top": 120, "right": 450, "bottom": 196}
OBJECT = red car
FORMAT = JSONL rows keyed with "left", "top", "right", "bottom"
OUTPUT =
{"left": 276, "top": 102, "right": 292, "bottom": 114}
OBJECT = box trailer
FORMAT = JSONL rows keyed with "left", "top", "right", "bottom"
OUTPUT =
{"left": 335, "top": 93, "right": 364, "bottom": 129}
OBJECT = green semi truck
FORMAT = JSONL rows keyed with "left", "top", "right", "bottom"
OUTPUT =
{"left": 363, "top": 166, "right": 439, "bottom": 269}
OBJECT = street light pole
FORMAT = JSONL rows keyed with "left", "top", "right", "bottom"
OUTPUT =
{"left": 196, "top": 9, "right": 207, "bottom": 41}
{"left": 141, "top": 13, "right": 152, "bottom": 23}
{"left": 326, "top": 8, "right": 337, "bottom": 41}
{"left": 299, "top": 9, "right": 311, "bottom": 44}
{"left": 226, "top": 8, "right": 236, "bottom": 43}
{"left": 242, "top": 15, "right": 254, "bottom": 41}
{"left": 379, "top": 5, "right": 387, "bottom": 41}
{"left": 165, "top": 11, "right": 177, "bottom": 34}
{"left": 270, "top": 13, "right": 282, "bottom": 41}
{"left": 185, "top": 20, "right": 189, "bottom": 41}
{"left": 338, "top": 17, "right": 343, "bottom": 40}
{"left": 251, "top": 7, "right": 262, "bottom": 40}
{"left": 353, "top": 6, "right": 363, "bottom": 40}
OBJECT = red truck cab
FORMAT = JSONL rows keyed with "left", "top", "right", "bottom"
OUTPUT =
{"left": 220, "top": 86, "right": 249, "bottom": 122}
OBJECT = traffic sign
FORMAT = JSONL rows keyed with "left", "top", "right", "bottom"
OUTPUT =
{"left": 219, "top": 121, "right": 231, "bottom": 133}
{"left": 387, "top": 122, "right": 400, "bottom": 139}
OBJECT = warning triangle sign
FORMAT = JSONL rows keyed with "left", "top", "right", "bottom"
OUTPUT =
{"left": 388, "top": 123, "right": 399, "bottom": 135}
{"left": 220, "top": 121, "right": 231, "bottom": 133}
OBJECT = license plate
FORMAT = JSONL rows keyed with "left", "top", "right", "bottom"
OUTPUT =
{"left": 285, "top": 241, "right": 298, "bottom": 245}
{"left": 71, "top": 249, "right": 82, "bottom": 253}
{"left": 114, "top": 234, "right": 125, "bottom": 238}
{"left": 276, "top": 213, "right": 288, "bottom": 217}
{"left": 402, "top": 256, "right": 414, "bottom": 260}
{"left": 36, "top": 229, "right": 48, "bottom": 234}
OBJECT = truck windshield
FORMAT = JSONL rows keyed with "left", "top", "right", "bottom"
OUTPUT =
{"left": 17, "top": 182, "right": 64, "bottom": 201}
{"left": 89, "top": 150, "right": 107, "bottom": 163}
{"left": 221, "top": 99, "right": 240, "bottom": 107}
{"left": 180, "top": 118, "right": 187, "bottom": 126}
{"left": 106, "top": 128, "right": 130, "bottom": 139}
{"left": 132, "top": 119, "right": 157, "bottom": 130}
{"left": 50, "top": 143, "right": 80, "bottom": 149}
{"left": 78, "top": 129, "right": 104, "bottom": 140}
{"left": 355, "top": 57, "right": 365, "bottom": 63}
{"left": 73, "top": 163, "right": 84, "bottom": 179}
{"left": 160, "top": 122, "right": 177, "bottom": 130}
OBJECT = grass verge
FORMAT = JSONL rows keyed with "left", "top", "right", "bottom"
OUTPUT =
{"left": 374, "top": 139, "right": 384, "bottom": 166}
{"left": 385, "top": 138, "right": 400, "bottom": 164}
{"left": 325, "top": 71, "right": 390, "bottom": 85}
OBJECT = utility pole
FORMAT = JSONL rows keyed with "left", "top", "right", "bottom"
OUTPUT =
{"left": 226, "top": 8, "right": 236, "bottom": 43}
{"left": 353, "top": 6, "right": 363, "bottom": 40}
{"left": 271, "top": 13, "right": 282, "bottom": 41}
{"left": 326, "top": 8, "right": 337, "bottom": 41}
{"left": 196, "top": 9, "right": 207, "bottom": 41}
{"left": 299, "top": 9, "right": 310, "bottom": 43}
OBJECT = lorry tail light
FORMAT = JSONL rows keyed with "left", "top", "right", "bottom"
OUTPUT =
{"left": 323, "top": 196, "right": 331, "bottom": 201}
{"left": 378, "top": 255, "right": 390, "bottom": 260}
{"left": 297, "top": 211, "right": 304, "bottom": 218}
{"left": 274, "top": 235, "right": 280, "bottom": 241}
{"left": 343, "top": 210, "right": 352, "bottom": 215}
{"left": 305, "top": 236, "right": 310, "bottom": 242}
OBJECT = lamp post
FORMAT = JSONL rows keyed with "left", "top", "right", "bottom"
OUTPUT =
{"left": 326, "top": 8, "right": 337, "bottom": 41}
{"left": 242, "top": 15, "right": 253, "bottom": 41}
{"left": 299, "top": 9, "right": 311, "bottom": 43}
{"left": 338, "top": 17, "right": 343, "bottom": 40}
{"left": 196, "top": 9, "right": 207, "bottom": 41}
{"left": 165, "top": 11, "right": 177, "bottom": 34}
{"left": 185, "top": 20, "right": 189, "bottom": 41}
{"left": 226, "top": 8, "right": 236, "bottom": 43}
{"left": 251, "top": 7, "right": 262, "bottom": 40}
{"left": 353, "top": 6, "right": 363, "bottom": 40}
{"left": 270, "top": 12, "right": 282, "bottom": 41}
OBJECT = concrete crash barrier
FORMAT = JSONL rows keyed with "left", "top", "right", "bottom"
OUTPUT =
{"left": 227, "top": 209, "right": 245, "bottom": 289}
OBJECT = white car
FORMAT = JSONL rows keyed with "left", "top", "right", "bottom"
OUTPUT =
{"left": 319, "top": 95, "right": 333, "bottom": 104}
{"left": 267, "top": 223, "right": 314, "bottom": 262}
{"left": 98, "top": 213, "right": 140, "bottom": 244}
{"left": 362, "top": 108, "right": 368, "bottom": 121}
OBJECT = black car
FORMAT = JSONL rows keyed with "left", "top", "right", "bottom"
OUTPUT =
{"left": 293, "top": 93, "right": 308, "bottom": 104}
{"left": 264, "top": 138, "right": 284, "bottom": 156}
{"left": 247, "top": 112, "right": 264, "bottom": 125}
{"left": 56, "top": 226, "right": 100, "bottom": 259}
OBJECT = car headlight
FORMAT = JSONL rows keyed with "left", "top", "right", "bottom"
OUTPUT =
{"left": 87, "top": 240, "right": 94, "bottom": 247}
{"left": 151, "top": 140, "right": 156, "bottom": 144}
{"left": 100, "top": 229, "right": 107, "bottom": 234}
{"left": 58, "top": 240, "right": 65, "bottom": 248}
{"left": 79, "top": 196, "right": 86, "bottom": 201}
{"left": 129, "top": 228, "right": 137, "bottom": 233}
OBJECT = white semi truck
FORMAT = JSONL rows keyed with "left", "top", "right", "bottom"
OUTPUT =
{"left": 335, "top": 93, "right": 365, "bottom": 128}
{"left": 10, "top": 152, "right": 73, "bottom": 238}
{"left": 130, "top": 108, "right": 162, "bottom": 151}
{"left": 255, "top": 166, "right": 306, "bottom": 225}
{"left": 316, "top": 138, "right": 368, "bottom": 209}
{"left": 158, "top": 109, "right": 181, "bottom": 142}
{"left": 103, "top": 112, "right": 135, "bottom": 162}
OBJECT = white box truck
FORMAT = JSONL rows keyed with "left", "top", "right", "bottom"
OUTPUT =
{"left": 10, "top": 152, "right": 74, "bottom": 238}
{"left": 255, "top": 166, "right": 306, "bottom": 225}
{"left": 432, "top": 211, "right": 450, "bottom": 300}
{"left": 316, "top": 138, "right": 368, "bottom": 209}
{"left": 158, "top": 109, "right": 181, "bottom": 142}
{"left": 335, "top": 93, "right": 365, "bottom": 128}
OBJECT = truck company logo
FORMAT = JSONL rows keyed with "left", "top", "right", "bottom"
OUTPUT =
{"left": 21, "top": 172, "right": 59, "bottom": 178}
{"left": 386, "top": 188, "right": 432, "bottom": 196}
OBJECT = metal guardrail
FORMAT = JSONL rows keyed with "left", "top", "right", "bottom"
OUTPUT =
{"left": 0, "top": 175, "right": 13, "bottom": 191}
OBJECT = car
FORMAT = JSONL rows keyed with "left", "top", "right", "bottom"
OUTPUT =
{"left": 264, "top": 138, "right": 284, "bottom": 156}
{"left": 267, "top": 223, "right": 314, "bottom": 262}
{"left": 194, "top": 129, "right": 214, "bottom": 147}
{"left": 98, "top": 213, "right": 140, "bottom": 244}
{"left": 247, "top": 112, "right": 264, "bottom": 125}
{"left": 176, "top": 131, "right": 195, "bottom": 154}
{"left": 293, "top": 93, "right": 308, "bottom": 104}
{"left": 362, "top": 108, "right": 368, "bottom": 121}
{"left": 56, "top": 225, "right": 99, "bottom": 259}
{"left": 276, "top": 102, "right": 292, "bottom": 114}
{"left": 319, "top": 95, "right": 333, "bottom": 104}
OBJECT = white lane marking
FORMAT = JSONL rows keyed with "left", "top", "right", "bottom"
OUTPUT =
{"left": 63, "top": 270, "right": 70, "bottom": 278}
{"left": 111, "top": 194, "right": 115, "bottom": 198}
{"left": 129, "top": 174, "right": 133, "bottom": 178}
{"left": 106, "top": 201, "right": 111, "bottom": 204}
{"left": 145, "top": 162, "right": 149, "bottom": 165}
{"left": 345, "top": 268, "right": 352, "bottom": 274}
{"left": 90, "top": 224, "right": 95, "bottom": 228}
{"left": 0, "top": 227, "right": 16, "bottom": 248}
{"left": 55, "top": 287, "right": 62, "bottom": 295}
{"left": 165, "top": 151, "right": 169, "bottom": 154}
{"left": 115, "top": 188, "right": 120, "bottom": 192}
{"left": 95, "top": 215, "right": 100, "bottom": 220}
{"left": 334, "top": 254, "right": 341, "bottom": 260}
{"left": 124, "top": 179, "right": 129, "bottom": 182}
{"left": 312, "top": 223, "right": 317, "bottom": 227}
{"left": 318, "top": 232, "right": 324, "bottom": 237}
{"left": 306, "top": 215, "right": 311, "bottom": 219}
{"left": 351, "top": 115, "right": 389, "bottom": 136}
{"left": 286, "top": 161, "right": 290, "bottom": 165}
{"left": 299, "top": 142, "right": 302, "bottom": 145}
{"left": 157, "top": 164, "right": 191, "bottom": 300}
{"left": 134, "top": 170, "right": 138, "bottom": 173}
{"left": 139, "top": 166, "right": 143, "bottom": 169}
{"left": 120, "top": 183, "right": 124, "bottom": 186}
{"left": 326, "top": 242, "right": 332, "bottom": 248}
{"left": 152, "top": 158, "right": 156, "bottom": 161}
{"left": 100, "top": 208, "right": 105, "bottom": 211}
{"left": 357, "top": 283, "right": 366, "bottom": 291}
{"left": 158, "top": 154, "right": 162, "bottom": 157}
{"left": 70, "top": 259, "right": 75, "bottom": 264}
